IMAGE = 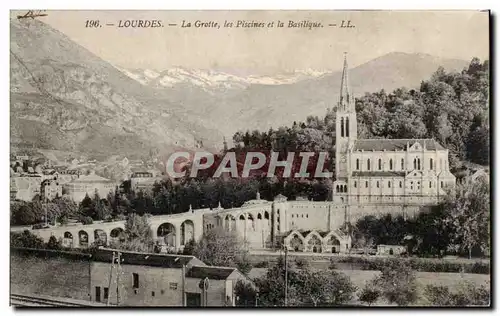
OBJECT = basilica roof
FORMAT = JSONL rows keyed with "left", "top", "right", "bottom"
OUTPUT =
{"left": 352, "top": 171, "right": 406, "bottom": 177}
{"left": 353, "top": 139, "right": 445, "bottom": 151}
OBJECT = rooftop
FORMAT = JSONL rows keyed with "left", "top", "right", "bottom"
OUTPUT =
{"left": 69, "top": 174, "right": 113, "bottom": 184}
{"left": 352, "top": 171, "right": 406, "bottom": 177}
{"left": 186, "top": 265, "right": 236, "bottom": 280}
{"left": 11, "top": 247, "right": 199, "bottom": 268}
{"left": 353, "top": 139, "right": 445, "bottom": 152}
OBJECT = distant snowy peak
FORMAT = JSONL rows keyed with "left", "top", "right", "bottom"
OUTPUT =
{"left": 116, "top": 66, "right": 329, "bottom": 92}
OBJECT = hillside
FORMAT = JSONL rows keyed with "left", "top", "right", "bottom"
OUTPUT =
{"left": 10, "top": 17, "right": 223, "bottom": 158}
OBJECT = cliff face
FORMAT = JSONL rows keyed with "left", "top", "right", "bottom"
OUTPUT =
{"left": 10, "top": 17, "right": 222, "bottom": 157}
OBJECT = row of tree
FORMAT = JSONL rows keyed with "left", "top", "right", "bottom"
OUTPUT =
{"left": 351, "top": 176, "right": 490, "bottom": 258}
{"left": 11, "top": 175, "right": 333, "bottom": 227}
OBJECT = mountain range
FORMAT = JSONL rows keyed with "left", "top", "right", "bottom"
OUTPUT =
{"left": 10, "top": 17, "right": 469, "bottom": 159}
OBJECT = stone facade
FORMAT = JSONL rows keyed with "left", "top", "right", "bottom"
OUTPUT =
{"left": 332, "top": 55, "right": 455, "bottom": 208}
{"left": 63, "top": 173, "right": 116, "bottom": 202}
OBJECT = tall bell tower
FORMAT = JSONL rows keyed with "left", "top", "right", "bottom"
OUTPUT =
{"left": 335, "top": 53, "right": 357, "bottom": 181}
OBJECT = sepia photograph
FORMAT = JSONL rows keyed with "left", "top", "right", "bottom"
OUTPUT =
{"left": 9, "top": 9, "right": 491, "bottom": 308}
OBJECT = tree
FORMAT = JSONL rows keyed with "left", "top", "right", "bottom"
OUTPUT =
{"left": 193, "top": 227, "right": 250, "bottom": 274}
{"left": 11, "top": 230, "right": 45, "bottom": 249}
{"left": 374, "top": 260, "right": 418, "bottom": 306}
{"left": 182, "top": 239, "right": 196, "bottom": 255}
{"left": 447, "top": 176, "right": 490, "bottom": 258}
{"left": 111, "top": 213, "right": 155, "bottom": 252}
{"left": 11, "top": 201, "right": 39, "bottom": 225}
{"left": 46, "top": 235, "right": 62, "bottom": 250}
{"left": 95, "top": 198, "right": 112, "bottom": 221}
{"left": 359, "top": 282, "right": 381, "bottom": 306}
{"left": 234, "top": 280, "right": 257, "bottom": 306}
{"left": 255, "top": 256, "right": 355, "bottom": 307}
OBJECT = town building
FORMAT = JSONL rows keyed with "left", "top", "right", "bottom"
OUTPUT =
{"left": 41, "top": 179, "right": 62, "bottom": 201}
{"left": 130, "top": 171, "right": 162, "bottom": 191}
{"left": 10, "top": 175, "right": 43, "bottom": 201}
{"left": 376, "top": 244, "right": 407, "bottom": 256}
{"left": 63, "top": 172, "right": 116, "bottom": 202}
{"left": 11, "top": 247, "right": 253, "bottom": 307}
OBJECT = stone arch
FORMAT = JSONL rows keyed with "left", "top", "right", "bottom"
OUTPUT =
{"left": 305, "top": 231, "right": 322, "bottom": 253}
{"left": 94, "top": 229, "right": 107, "bottom": 246}
{"left": 224, "top": 215, "right": 230, "bottom": 230}
{"left": 289, "top": 233, "right": 305, "bottom": 252}
{"left": 63, "top": 231, "right": 73, "bottom": 248}
{"left": 110, "top": 227, "right": 125, "bottom": 241}
{"left": 229, "top": 215, "right": 236, "bottom": 231}
{"left": 264, "top": 211, "right": 270, "bottom": 220}
{"left": 180, "top": 219, "right": 195, "bottom": 245}
{"left": 326, "top": 234, "right": 341, "bottom": 253}
{"left": 257, "top": 213, "right": 262, "bottom": 220}
{"left": 247, "top": 213, "right": 255, "bottom": 231}
{"left": 157, "top": 222, "right": 176, "bottom": 247}
{"left": 78, "top": 230, "right": 89, "bottom": 247}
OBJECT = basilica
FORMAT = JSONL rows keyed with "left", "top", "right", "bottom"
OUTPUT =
{"left": 332, "top": 54, "right": 456, "bottom": 207}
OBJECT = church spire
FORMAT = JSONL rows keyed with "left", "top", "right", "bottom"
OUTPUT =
{"left": 223, "top": 137, "right": 228, "bottom": 152}
{"left": 339, "top": 52, "right": 351, "bottom": 110}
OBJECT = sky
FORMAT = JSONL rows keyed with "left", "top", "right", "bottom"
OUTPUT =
{"left": 27, "top": 10, "right": 490, "bottom": 74}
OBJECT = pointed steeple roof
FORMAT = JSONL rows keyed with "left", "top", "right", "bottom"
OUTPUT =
{"left": 223, "top": 137, "right": 228, "bottom": 152}
{"left": 339, "top": 52, "right": 351, "bottom": 110}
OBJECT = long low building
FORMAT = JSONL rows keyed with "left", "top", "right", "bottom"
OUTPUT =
{"left": 11, "top": 247, "right": 253, "bottom": 307}
{"left": 63, "top": 173, "right": 117, "bottom": 202}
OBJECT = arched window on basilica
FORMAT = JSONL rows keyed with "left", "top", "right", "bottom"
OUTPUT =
{"left": 356, "top": 159, "right": 360, "bottom": 170}
{"left": 401, "top": 158, "right": 404, "bottom": 170}
{"left": 367, "top": 159, "right": 371, "bottom": 171}
{"left": 389, "top": 159, "right": 393, "bottom": 170}
{"left": 346, "top": 117, "right": 350, "bottom": 137}
{"left": 430, "top": 158, "right": 434, "bottom": 170}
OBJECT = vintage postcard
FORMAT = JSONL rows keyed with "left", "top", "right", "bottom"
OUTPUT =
{"left": 9, "top": 10, "right": 490, "bottom": 307}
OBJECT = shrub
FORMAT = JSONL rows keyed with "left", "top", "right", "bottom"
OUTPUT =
{"left": 374, "top": 261, "right": 418, "bottom": 306}
{"left": 359, "top": 283, "right": 381, "bottom": 306}
{"left": 425, "top": 282, "right": 490, "bottom": 306}
{"left": 80, "top": 216, "right": 93, "bottom": 225}
{"left": 254, "top": 261, "right": 269, "bottom": 268}
{"left": 294, "top": 257, "right": 309, "bottom": 269}
{"left": 336, "top": 256, "right": 489, "bottom": 275}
